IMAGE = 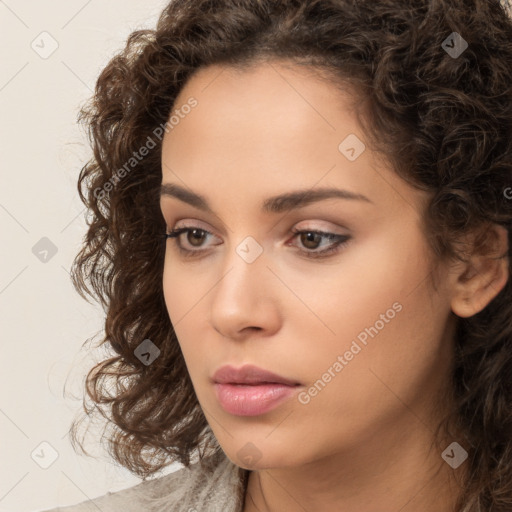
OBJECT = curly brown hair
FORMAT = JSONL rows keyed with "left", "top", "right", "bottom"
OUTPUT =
{"left": 69, "top": 0, "right": 512, "bottom": 510}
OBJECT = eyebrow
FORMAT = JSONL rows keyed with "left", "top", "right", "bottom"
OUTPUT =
{"left": 160, "top": 183, "right": 373, "bottom": 214}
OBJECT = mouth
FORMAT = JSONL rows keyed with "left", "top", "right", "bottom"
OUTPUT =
{"left": 212, "top": 364, "right": 302, "bottom": 416}
{"left": 213, "top": 382, "right": 300, "bottom": 416}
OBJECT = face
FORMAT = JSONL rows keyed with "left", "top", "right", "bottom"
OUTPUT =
{"left": 159, "top": 60, "right": 457, "bottom": 470}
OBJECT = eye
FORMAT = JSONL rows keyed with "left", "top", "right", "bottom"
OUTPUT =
{"left": 287, "top": 228, "right": 351, "bottom": 259}
{"left": 163, "top": 226, "right": 351, "bottom": 259}
{"left": 164, "top": 226, "right": 220, "bottom": 257}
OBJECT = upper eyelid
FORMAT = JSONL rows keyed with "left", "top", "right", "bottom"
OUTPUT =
{"left": 160, "top": 202, "right": 355, "bottom": 235}
{"left": 168, "top": 224, "right": 346, "bottom": 239}
{"left": 168, "top": 215, "right": 349, "bottom": 232}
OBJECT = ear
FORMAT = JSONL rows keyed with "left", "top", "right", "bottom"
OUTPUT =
{"left": 449, "top": 223, "right": 510, "bottom": 318}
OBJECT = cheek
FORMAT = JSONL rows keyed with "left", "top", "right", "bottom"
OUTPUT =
{"left": 162, "top": 253, "right": 207, "bottom": 324}
{"left": 279, "top": 224, "right": 430, "bottom": 344}
{"left": 287, "top": 225, "right": 446, "bottom": 408}
{"left": 162, "top": 261, "right": 198, "bottom": 357}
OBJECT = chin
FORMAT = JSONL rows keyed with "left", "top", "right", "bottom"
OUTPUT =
{"left": 221, "top": 439, "right": 306, "bottom": 471}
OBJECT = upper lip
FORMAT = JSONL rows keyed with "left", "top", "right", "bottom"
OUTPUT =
{"left": 212, "top": 364, "right": 301, "bottom": 386}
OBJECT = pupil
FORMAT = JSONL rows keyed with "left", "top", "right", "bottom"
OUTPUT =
{"left": 189, "top": 229, "right": 205, "bottom": 246}
{"left": 302, "top": 232, "right": 319, "bottom": 249}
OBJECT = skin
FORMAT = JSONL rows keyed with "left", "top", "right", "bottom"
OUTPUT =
{"left": 159, "top": 60, "right": 509, "bottom": 512}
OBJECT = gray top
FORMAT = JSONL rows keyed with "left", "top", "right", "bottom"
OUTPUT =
{"left": 501, "top": 0, "right": 512, "bottom": 13}
{"left": 38, "top": 447, "right": 479, "bottom": 512}
{"left": 40, "top": 450, "right": 249, "bottom": 512}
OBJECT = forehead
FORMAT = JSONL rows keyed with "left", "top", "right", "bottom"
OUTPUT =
{"left": 167, "top": 60, "right": 361, "bottom": 142}
{"left": 161, "top": 61, "right": 428, "bottom": 220}
{"left": 162, "top": 61, "right": 363, "bottom": 175}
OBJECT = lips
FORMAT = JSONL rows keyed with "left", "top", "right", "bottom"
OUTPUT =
{"left": 211, "top": 364, "right": 302, "bottom": 416}
{"left": 212, "top": 364, "right": 301, "bottom": 386}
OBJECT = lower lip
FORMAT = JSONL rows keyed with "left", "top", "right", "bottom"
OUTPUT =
{"left": 214, "top": 383, "right": 299, "bottom": 416}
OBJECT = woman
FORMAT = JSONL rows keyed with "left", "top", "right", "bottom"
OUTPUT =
{"left": 43, "top": 0, "right": 512, "bottom": 511}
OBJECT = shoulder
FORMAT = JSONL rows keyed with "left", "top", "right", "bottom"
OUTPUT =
{"left": 40, "top": 450, "right": 248, "bottom": 512}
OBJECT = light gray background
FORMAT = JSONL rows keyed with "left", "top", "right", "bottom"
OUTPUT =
{"left": 0, "top": 1, "right": 182, "bottom": 511}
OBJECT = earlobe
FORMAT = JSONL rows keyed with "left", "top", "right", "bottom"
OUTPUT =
{"left": 450, "top": 224, "right": 510, "bottom": 318}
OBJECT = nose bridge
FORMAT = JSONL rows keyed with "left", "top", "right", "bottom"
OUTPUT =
{"left": 209, "top": 234, "right": 280, "bottom": 336}
{"left": 215, "top": 234, "right": 268, "bottom": 304}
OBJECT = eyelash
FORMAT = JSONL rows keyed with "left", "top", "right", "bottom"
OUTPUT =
{"left": 163, "top": 226, "right": 351, "bottom": 259}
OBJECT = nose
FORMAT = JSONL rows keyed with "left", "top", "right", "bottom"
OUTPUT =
{"left": 209, "top": 244, "right": 281, "bottom": 341}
